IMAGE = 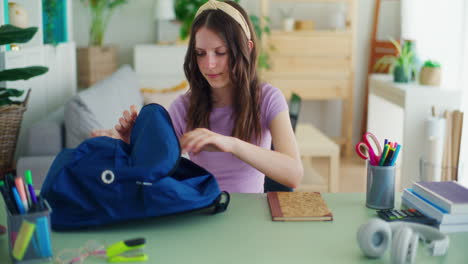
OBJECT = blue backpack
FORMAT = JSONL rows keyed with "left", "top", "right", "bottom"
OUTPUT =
{"left": 41, "top": 104, "right": 230, "bottom": 230}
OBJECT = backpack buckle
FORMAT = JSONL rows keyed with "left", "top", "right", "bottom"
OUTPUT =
{"left": 213, "top": 191, "right": 230, "bottom": 214}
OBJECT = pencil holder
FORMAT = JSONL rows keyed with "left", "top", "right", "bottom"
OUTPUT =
{"left": 7, "top": 199, "right": 53, "bottom": 264}
{"left": 366, "top": 161, "right": 395, "bottom": 210}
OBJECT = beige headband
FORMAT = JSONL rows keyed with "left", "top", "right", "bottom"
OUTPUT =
{"left": 195, "top": 0, "right": 251, "bottom": 40}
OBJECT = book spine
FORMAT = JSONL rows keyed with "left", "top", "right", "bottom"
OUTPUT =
{"left": 267, "top": 192, "right": 283, "bottom": 220}
{"left": 403, "top": 189, "right": 468, "bottom": 225}
{"left": 413, "top": 183, "right": 452, "bottom": 213}
{"left": 402, "top": 189, "right": 443, "bottom": 223}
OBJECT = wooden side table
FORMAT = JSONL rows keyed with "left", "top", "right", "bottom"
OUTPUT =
{"left": 295, "top": 123, "right": 340, "bottom": 192}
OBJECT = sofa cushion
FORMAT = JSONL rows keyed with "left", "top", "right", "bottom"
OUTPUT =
{"left": 64, "top": 65, "right": 143, "bottom": 148}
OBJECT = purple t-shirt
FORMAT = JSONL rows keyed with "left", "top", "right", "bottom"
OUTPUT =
{"left": 168, "top": 83, "right": 288, "bottom": 193}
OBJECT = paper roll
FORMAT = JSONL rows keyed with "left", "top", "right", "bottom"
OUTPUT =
{"left": 424, "top": 117, "right": 446, "bottom": 161}
{"left": 425, "top": 136, "right": 443, "bottom": 182}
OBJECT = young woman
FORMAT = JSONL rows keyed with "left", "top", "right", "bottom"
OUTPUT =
{"left": 92, "top": 0, "right": 303, "bottom": 193}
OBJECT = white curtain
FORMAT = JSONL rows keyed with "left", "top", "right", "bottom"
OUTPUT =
{"left": 459, "top": 1, "right": 468, "bottom": 187}
{"left": 401, "top": 0, "right": 464, "bottom": 90}
{"left": 401, "top": 0, "right": 467, "bottom": 186}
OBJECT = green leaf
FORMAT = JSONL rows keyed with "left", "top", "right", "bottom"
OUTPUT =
{"left": 0, "top": 66, "right": 48, "bottom": 82}
{"left": 0, "top": 97, "right": 18, "bottom": 107}
{"left": 0, "top": 88, "right": 24, "bottom": 98}
{"left": 108, "top": 0, "right": 127, "bottom": 9}
{"left": 423, "top": 60, "right": 440, "bottom": 68}
{"left": 0, "top": 25, "right": 38, "bottom": 45}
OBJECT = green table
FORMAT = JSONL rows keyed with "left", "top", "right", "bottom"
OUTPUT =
{"left": 1, "top": 193, "right": 467, "bottom": 263}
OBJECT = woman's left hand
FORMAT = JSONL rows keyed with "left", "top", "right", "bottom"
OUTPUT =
{"left": 180, "top": 128, "right": 236, "bottom": 155}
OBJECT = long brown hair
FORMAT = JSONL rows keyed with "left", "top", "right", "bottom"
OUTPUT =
{"left": 183, "top": 1, "right": 262, "bottom": 143}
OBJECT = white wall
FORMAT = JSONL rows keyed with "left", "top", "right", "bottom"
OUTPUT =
{"left": 72, "top": 0, "right": 400, "bottom": 146}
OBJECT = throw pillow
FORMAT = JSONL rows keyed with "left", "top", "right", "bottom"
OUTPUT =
{"left": 64, "top": 65, "right": 143, "bottom": 148}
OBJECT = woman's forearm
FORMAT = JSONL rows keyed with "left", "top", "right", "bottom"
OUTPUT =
{"left": 230, "top": 138, "right": 304, "bottom": 188}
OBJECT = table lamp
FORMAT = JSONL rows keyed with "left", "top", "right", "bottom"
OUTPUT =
{"left": 154, "top": 0, "right": 176, "bottom": 43}
{"left": 154, "top": 0, "right": 175, "bottom": 21}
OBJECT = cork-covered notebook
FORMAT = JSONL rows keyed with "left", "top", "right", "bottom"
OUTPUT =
{"left": 267, "top": 192, "right": 333, "bottom": 221}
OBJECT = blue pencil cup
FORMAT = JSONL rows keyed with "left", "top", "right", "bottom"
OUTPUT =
{"left": 366, "top": 162, "right": 395, "bottom": 210}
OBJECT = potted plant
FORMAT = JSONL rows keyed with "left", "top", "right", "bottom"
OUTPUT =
{"left": 419, "top": 60, "right": 441, "bottom": 86}
{"left": 0, "top": 25, "right": 48, "bottom": 174}
{"left": 174, "top": 0, "right": 239, "bottom": 41}
{"left": 77, "top": 0, "right": 128, "bottom": 87}
{"left": 373, "top": 39, "right": 417, "bottom": 83}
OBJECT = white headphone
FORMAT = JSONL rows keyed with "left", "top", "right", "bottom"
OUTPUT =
{"left": 357, "top": 218, "right": 449, "bottom": 264}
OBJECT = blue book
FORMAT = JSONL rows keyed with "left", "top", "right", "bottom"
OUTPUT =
{"left": 412, "top": 181, "right": 468, "bottom": 214}
{"left": 402, "top": 189, "right": 468, "bottom": 225}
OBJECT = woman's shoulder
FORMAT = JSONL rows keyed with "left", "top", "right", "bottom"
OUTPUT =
{"left": 168, "top": 92, "right": 190, "bottom": 116}
{"left": 260, "top": 82, "right": 286, "bottom": 104}
{"left": 170, "top": 92, "right": 189, "bottom": 108}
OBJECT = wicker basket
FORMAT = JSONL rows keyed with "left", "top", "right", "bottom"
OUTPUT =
{"left": 0, "top": 89, "right": 30, "bottom": 174}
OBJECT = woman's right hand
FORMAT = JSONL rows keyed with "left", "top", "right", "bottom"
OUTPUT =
{"left": 115, "top": 105, "right": 138, "bottom": 144}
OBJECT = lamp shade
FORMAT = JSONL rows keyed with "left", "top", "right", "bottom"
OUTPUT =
{"left": 154, "top": 0, "right": 176, "bottom": 20}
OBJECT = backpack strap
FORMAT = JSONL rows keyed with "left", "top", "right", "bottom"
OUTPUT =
{"left": 212, "top": 191, "right": 230, "bottom": 214}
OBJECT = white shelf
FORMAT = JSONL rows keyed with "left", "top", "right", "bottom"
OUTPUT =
{"left": 367, "top": 74, "right": 462, "bottom": 190}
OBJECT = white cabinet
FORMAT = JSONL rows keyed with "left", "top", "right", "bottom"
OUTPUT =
{"left": 3, "top": 42, "right": 77, "bottom": 159}
{"left": 367, "top": 74, "right": 461, "bottom": 190}
{"left": 134, "top": 44, "right": 187, "bottom": 89}
{"left": 0, "top": 0, "right": 77, "bottom": 159}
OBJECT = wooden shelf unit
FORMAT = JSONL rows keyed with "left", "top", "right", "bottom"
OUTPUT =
{"left": 260, "top": 0, "right": 357, "bottom": 156}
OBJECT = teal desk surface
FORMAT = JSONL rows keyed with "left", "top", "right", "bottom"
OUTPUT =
{"left": 1, "top": 193, "right": 468, "bottom": 263}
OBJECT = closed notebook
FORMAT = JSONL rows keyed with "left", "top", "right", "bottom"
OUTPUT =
{"left": 402, "top": 189, "right": 468, "bottom": 225}
{"left": 413, "top": 181, "right": 468, "bottom": 214}
{"left": 267, "top": 192, "right": 333, "bottom": 222}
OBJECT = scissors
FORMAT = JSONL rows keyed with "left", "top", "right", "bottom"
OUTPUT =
{"left": 355, "top": 132, "right": 383, "bottom": 166}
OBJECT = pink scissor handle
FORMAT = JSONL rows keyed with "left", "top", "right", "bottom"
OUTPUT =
{"left": 355, "top": 142, "right": 376, "bottom": 165}
{"left": 363, "top": 132, "right": 382, "bottom": 156}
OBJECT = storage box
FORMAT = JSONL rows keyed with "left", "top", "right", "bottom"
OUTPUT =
{"left": 77, "top": 46, "right": 118, "bottom": 88}
{"left": 7, "top": 199, "right": 52, "bottom": 264}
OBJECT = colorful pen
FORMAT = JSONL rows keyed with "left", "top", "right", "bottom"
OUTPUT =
{"left": 0, "top": 180, "right": 17, "bottom": 214}
{"left": 25, "top": 170, "right": 38, "bottom": 204}
{"left": 12, "top": 220, "right": 36, "bottom": 260}
{"left": 379, "top": 144, "right": 389, "bottom": 166}
{"left": 390, "top": 145, "right": 401, "bottom": 166}
{"left": 384, "top": 148, "right": 395, "bottom": 166}
{"left": 15, "top": 177, "right": 29, "bottom": 212}
{"left": 12, "top": 187, "right": 26, "bottom": 214}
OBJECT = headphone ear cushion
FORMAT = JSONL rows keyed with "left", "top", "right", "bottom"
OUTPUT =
{"left": 391, "top": 226, "right": 419, "bottom": 264}
{"left": 357, "top": 218, "right": 392, "bottom": 258}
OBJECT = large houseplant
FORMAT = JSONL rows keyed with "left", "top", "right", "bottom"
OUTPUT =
{"left": 80, "top": 0, "right": 128, "bottom": 46}
{"left": 77, "top": 0, "right": 128, "bottom": 87}
{"left": 0, "top": 25, "right": 49, "bottom": 174}
{"left": 250, "top": 14, "right": 273, "bottom": 71}
{"left": 373, "top": 39, "right": 417, "bottom": 83}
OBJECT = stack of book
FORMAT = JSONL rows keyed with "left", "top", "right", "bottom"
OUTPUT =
{"left": 402, "top": 181, "right": 468, "bottom": 233}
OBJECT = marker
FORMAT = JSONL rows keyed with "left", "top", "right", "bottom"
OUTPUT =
{"left": 384, "top": 148, "right": 395, "bottom": 166}
{"left": 36, "top": 217, "right": 52, "bottom": 257}
{"left": 379, "top": 144, "right": 389, "bottom": 166}
{"left": 12, "top": 220, "right": 36, "bottom": 260}
{"left": 24, "top": 170, "right": 38, "bottom": 204}
{"left": 390, "top": 145, "right": 402, "bottom": 166}
{"left": 12, "top": 187, "right": 26, "bottom": 214}
{"left": 0, "top": 180, "right": 17, "bottom": 214}
{"left": 14, "top": 177, "right": 29, "bottom": 212}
